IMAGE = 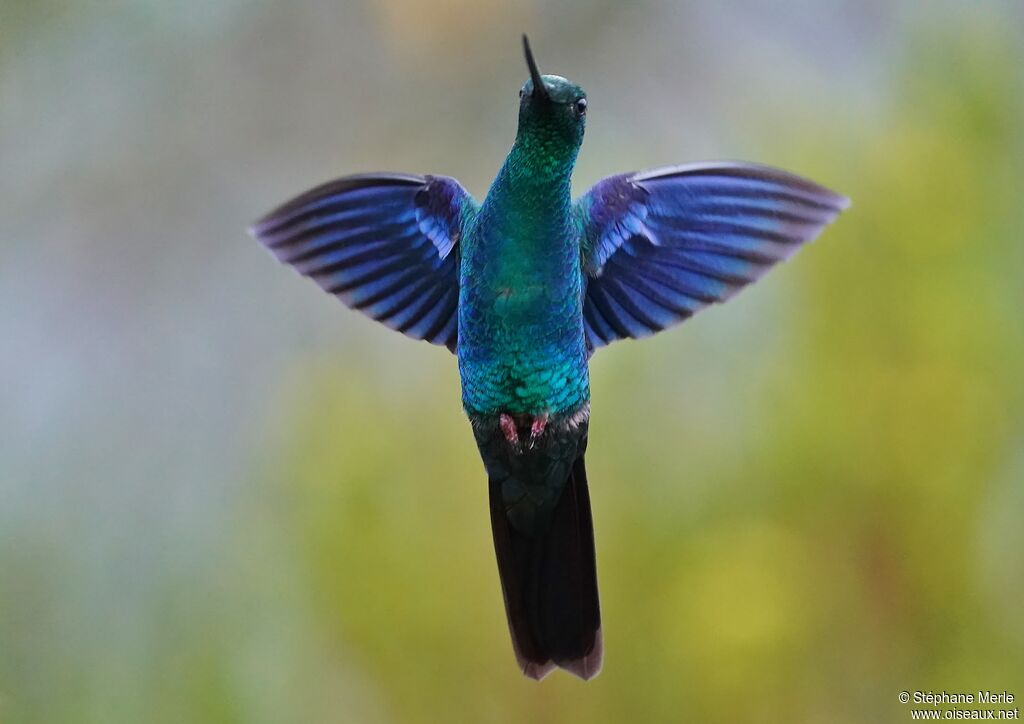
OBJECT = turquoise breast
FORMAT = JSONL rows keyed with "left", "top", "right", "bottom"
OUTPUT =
{"left": 457, "top": 217, "right": 590, "bottom": 417}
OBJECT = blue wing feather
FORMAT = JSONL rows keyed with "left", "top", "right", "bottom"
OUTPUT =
{"left": 250, "top": 173, "right": 475, "bottom": 351}
{"left": 576, "top": 162, "right": 849, "bottom": 351}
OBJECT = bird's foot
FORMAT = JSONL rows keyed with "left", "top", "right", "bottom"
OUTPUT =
{"left": 499, "top": 412, "right": 548, "bottom": 454}
{"left": 499, "top": 413, "right": 522, "bottom": 454}
{"left": 527, "top": 414, "right": 548, "bottom": 450}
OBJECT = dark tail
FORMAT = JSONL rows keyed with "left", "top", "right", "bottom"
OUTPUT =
{"left": 488, "top": 453, "right": 602, "bottom": 680}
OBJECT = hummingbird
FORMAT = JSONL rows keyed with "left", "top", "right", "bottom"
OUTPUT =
{"left": 250, "top": 35, "right": 848, "bottom": 681}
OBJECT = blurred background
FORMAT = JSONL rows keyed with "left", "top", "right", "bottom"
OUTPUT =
{"left": 2, "top": 1, "right": 1023, "bottom": 722}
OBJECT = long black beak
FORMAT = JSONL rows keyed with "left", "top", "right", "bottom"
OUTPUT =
{"left": 522, "top": 35, "right": 550, "bottom": 103}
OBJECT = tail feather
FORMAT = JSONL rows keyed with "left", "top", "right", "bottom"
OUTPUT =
{"left": 489, "top": 453, "right": 602, "bottom": 680}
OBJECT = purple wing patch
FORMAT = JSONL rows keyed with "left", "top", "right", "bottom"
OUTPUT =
{"left": 575, "top": 162, "right": 849, "bottom": 351}
{"left": 250, "top": 173, "right": 476, "bottom": 351}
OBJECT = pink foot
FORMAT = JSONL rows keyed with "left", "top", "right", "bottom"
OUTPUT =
{"left": 499, "top": 413, "right": 520, "bottom": 449}
{"left": 528, "top": 414, "right": 548, "bottom": 449}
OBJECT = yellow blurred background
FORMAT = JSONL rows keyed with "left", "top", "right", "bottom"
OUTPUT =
{"left": 2, "top": 2, "right": 1022, "bottom": 722}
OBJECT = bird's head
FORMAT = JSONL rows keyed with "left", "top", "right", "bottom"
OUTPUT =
{"left": 516, "top": 35, "right": 587, "bottom": 153}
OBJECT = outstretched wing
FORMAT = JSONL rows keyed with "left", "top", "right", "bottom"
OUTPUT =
{"left": 250, "top": 173, "right": 476, "bottom": 351}
{"left": 575, "top": 162, "right": 849, "bottom": 352}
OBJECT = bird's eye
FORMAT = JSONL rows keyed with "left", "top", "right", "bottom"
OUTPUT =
{"left": 519, "top": 89, "right": 526, "bottom": 100}
{"left": 574, "top": 98, "right": 588, "bottom": 117}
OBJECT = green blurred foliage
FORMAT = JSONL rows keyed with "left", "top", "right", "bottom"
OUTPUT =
{"left": 1, "top": 2, "right": 1022, "bottom": 723}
